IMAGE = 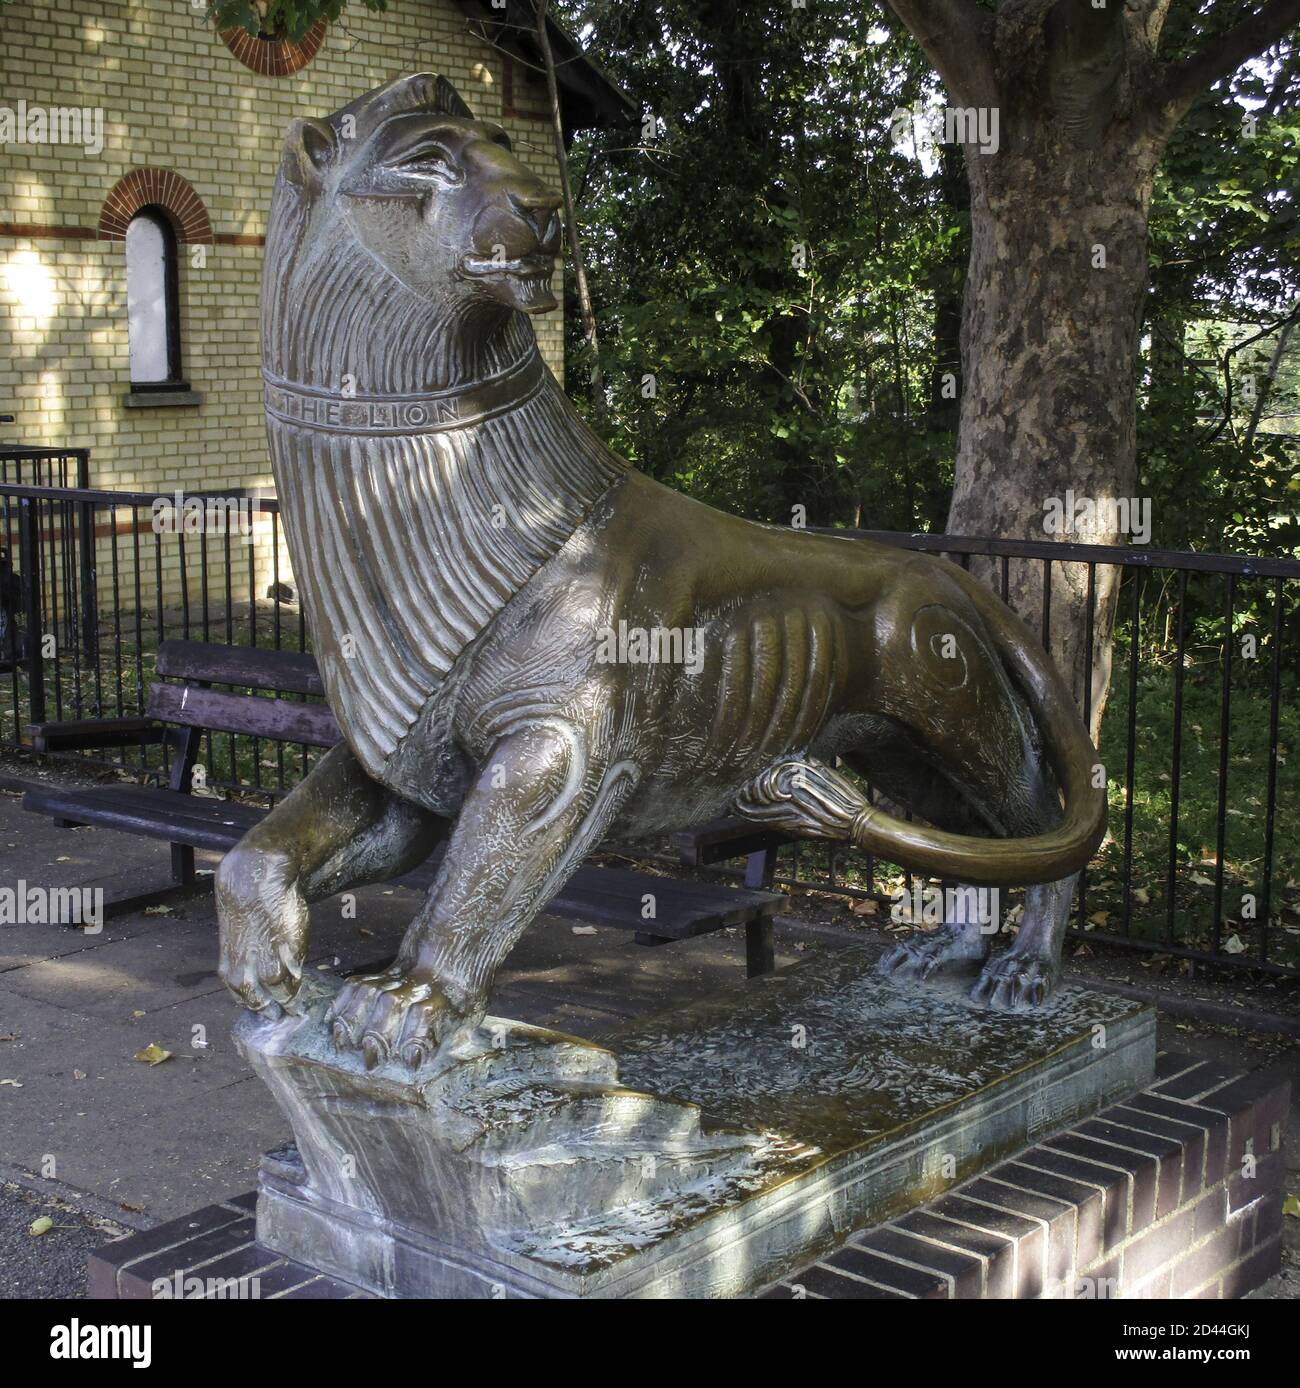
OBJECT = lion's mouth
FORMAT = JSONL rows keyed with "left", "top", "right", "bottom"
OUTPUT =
{"left": 461, "top": 251, "right": 555, "bottom": 280}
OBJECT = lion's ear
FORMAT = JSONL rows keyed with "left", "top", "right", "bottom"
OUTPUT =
{"left": 282, "top": 117, "right": 337, "bottom": 193}
{"left": 432, "top": 76, "right": 474, "bottom": 120}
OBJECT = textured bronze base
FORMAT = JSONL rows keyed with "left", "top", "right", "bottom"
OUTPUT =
{"left": 233, "top": 947, "right": 1154, "bottom": 1298}
{"left": 88, "top": 1054, "right": 1287, "bottom": 1300}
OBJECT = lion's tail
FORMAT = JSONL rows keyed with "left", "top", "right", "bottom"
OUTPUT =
{"left": 733, "top": 577, "right": 1107, "bottom": 887}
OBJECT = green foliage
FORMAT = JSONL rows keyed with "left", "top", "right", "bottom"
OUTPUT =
{"left": 1143, "top": 37, "right": 1300, "bottom": 567}
{"left": 557, "top": 1, "right": 960, "bottom": 530}
{"left": 208, "top": 0, "right": 387, "bottom": 44}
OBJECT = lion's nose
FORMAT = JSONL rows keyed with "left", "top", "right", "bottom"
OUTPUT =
{"left": 508, "top": 189, "right": 562, "bottom": 246}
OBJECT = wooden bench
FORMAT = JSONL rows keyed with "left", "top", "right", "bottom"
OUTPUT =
{"left": 23, "top": 640, "right": 782, "bottom": 975}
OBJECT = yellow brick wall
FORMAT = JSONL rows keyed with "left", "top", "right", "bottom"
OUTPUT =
{"left": 1, "top": 0, "right": 565, "bottom": 612}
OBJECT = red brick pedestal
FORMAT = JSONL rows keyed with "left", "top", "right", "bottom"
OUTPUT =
{"left": 763, "top": 1054, "right": 1289, "bottom": 1299}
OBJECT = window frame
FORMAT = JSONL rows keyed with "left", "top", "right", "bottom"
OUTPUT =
{"left": 126, "top": 206, "right": 188, "bottom": 394}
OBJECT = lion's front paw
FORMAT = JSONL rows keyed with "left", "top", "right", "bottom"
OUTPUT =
{"left": 326, "top": 966, "right": 463, "bottom": 1070}
{"left": 878, "top": 926, "right": 989, "bottom": 984}
{"left": 969, "top": 952, "right": 1059, "bottom": 1011}
{"left": 216, "top": 850, "right": 311, "bottom": 1016}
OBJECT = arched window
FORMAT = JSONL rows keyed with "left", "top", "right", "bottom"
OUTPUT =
{"left": 125, "top": 209, "right": 184, "bottom": 390}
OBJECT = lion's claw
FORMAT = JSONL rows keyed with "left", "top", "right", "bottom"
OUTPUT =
{"left": 878, "top": 927, "right": 989, "bottom": 984}
{"left": 970, "top": 954, "right": 1057, "bottom": 1011}
{"left": 326, "top": 966, "right": 460, "bottom": 1071}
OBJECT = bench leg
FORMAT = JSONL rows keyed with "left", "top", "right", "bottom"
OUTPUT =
{"left": 171, "top": 843, "right": 195, "bottom": 888}
{"left": 95, "top": 841, "right": 204, "bottom": 923}
{"left": 745, "top": 917, "right": 775, "bottom": 977}
{"left": 742, "top": 847, "right": 778, "bottom": 977}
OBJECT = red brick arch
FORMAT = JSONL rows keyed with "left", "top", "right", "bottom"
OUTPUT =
{"left": 220, "top": 20, "right": 326, "bottom": 76}
{"left": 98, "top": 169, "right": 213, "bottom": 245}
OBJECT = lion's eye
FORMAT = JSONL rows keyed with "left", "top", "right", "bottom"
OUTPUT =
{"left": 397, "top": 144, "right": 461, "bottom": 182}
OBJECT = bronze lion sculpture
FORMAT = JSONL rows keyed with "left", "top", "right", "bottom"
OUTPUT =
{"left": 217, "top": 74, "right": 1106, "bottom": 1068}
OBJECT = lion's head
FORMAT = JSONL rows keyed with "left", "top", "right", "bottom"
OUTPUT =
{"left": 278, "top": 73, "right": 563, "bottom": 316}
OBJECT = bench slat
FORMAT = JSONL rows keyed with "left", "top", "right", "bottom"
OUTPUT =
{"left": 156, "top": 640, "right": 325, "bottom": 697}
{"left": 22, "top": 785, "right": 263, "bottom": 852}
{"left": 146, "top": 683, "right": 341, "bottom": 748}
{"left": 26, "top": 717, "right": 164, "bottom": 754}
{"left": 674, "top": 817, "right": 798, "bottom": 865}
{"left": 398, "top": 858, "right": 774, "bottom": 937}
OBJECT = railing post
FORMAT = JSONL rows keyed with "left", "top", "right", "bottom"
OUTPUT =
{"left": 76, "top": 450, "right": 98, "bottom": 667}
{"left": 17, "top": 496, "right": 45, "bottom": 727}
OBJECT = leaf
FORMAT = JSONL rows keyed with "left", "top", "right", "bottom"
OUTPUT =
{"left": 143, "top": 905, "right": 174, "bottom": 916}
{"left": 571, "top": 925, "right": 598, "bottom": 935}
{"left": 0, "top": 1078, "right": 22, "bottom": 1088}
{"left": 1132, "top": 887, "right": 1151, "bottom": 905}
{"left": 1283, "top": 1194, "right": 1300, "bottom": 1219}
{"left": 1189, "top": 872, "right": 1215, "bottom": 887}
{"left": 1087, "top": 910, "right": 1110, "bottom": 928}
{"left": 849, "top": 898, "right": 879, "bottom": 916}
{"left": 29, "top": 1216, "right": 53, "bottom": 1236}
{"left": 1222, "top": 934, "right": 1246, "bottom": 955}
{"left": 133, "top": 1043, "right": 173, "bottom": 1066}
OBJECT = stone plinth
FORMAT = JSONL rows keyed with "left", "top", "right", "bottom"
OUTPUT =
{"left": 88, "top": 1055, "right": 1288, "bottom": 1300}
{"left": 233, "top": 946, "right": 1155, "bottom": 1298}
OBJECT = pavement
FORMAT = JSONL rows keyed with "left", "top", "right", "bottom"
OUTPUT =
{"left": 0, "top": 767, "right": 1297, "bottom": 1298}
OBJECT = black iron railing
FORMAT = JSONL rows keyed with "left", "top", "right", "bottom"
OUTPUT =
{"left": 2, "top": 466, "right": 1297, "bottom": 979}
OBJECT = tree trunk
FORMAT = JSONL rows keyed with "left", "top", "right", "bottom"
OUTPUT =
{"left": 948, "top": 105, "right": 1164, "bottom": 744}
{"left": 535, "top": 0, "right": 605, "bottom": 415}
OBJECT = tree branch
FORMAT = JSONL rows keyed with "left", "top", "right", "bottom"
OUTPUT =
{"left": 1156, "top": 0, "right": 1300, "bottom": 125}
{"left": 882, "top": 0, "right": 1000, "bottom": 111}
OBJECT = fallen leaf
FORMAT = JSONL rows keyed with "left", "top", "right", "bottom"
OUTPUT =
{"left": 0, "top": 1078, "right": 22, "bottom": 1088}
{"left": 28, "top": 1216, "right": 53, "bottom": 1236}
{"left": 133, "top": 1043, "right": 172, "bottom": 1066}
{"left": 571, "top": 925, "right": 597, "bottom": 936}
{"left": 1087, "top": 910, "right": 1110, "bottom": 928}
{"left": 55, "top": 856, "right": 70, "bottom": 863}
{"left": 1222, "top": 934, "right": 1246, "bottom": 956}
{"left": 143, "top": 905, "right": 174, "bottom": 916}
{"left": 1190, "top": 872, "right": 1215, "bottom": 887}
{"left": 73, "top": 1069, "right": 86, "bottom": 1080}
{"left": 1283, "top": 1194, "right": 1300, "bottom": 1219}
{"left": 849, "top": 898, "right": 879, "bottom": 916}
{"left": 1132, "top": 887, "right": 1151, "bottom": 905}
